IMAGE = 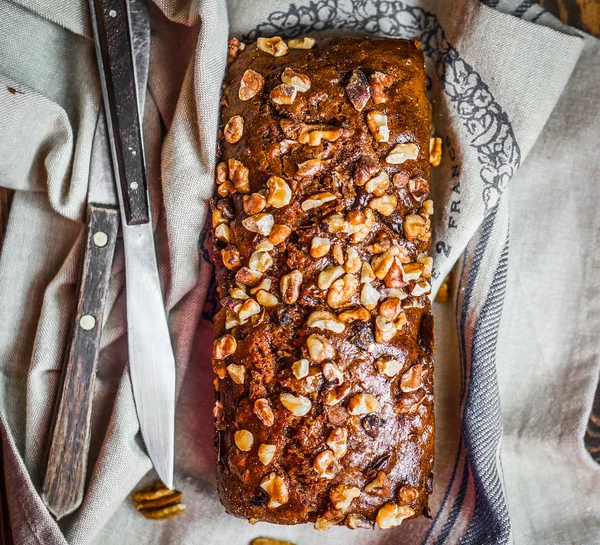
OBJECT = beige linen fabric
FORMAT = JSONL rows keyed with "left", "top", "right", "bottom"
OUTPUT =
{"left": 0, "top": 0, "right": 598, "bottom": 543}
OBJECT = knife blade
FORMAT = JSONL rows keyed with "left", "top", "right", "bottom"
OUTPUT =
{"left": 41, "top": 111, "right": 120, "bottom": 519}
{"left": 89, "top": 0, "right": 176, "bottom": 489}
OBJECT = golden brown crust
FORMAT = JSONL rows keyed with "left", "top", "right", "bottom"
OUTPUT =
{"left": 212, "top": 35, "right": 434, "bottom": 529}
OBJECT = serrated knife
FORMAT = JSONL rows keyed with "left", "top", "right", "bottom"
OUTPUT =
{"left": 88, "top": 0, "right": 176, "bottom": 489}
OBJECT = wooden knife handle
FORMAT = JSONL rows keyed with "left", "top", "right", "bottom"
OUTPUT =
{"left": 41, "top": 204, "right": 119, "bottom": 520}
{"left": 92, "top": 0, "right": 149, "bottom": 225}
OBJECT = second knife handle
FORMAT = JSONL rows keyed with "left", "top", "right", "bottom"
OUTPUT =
{"left": 41, "top": 204, "right": 119, "bottom": 520}
{"left": 92, "top": 0, "right": 149, "bottom": 225}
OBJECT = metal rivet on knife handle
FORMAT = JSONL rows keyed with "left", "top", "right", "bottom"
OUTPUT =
{"left": 93, "top": 231, "right": 109, "bottom": 247}
{"left": 79, "top": 315, "right": 97, "bottom": 331}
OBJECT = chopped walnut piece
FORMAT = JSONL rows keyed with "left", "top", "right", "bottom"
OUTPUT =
{"left": 281, "top": 67, "right": 311, "bottom": 92}
{"left": 243, "top": 193, "right": 266, "bottom": 215}
{"left": 260, "top": 472, "right": 289, "bottom": 508}
{"left": 213, "top": 334, "right": 237, "bottom": 359}
{"left": 301, "top": 192, "right": 337, "bottom": 211}
{"left": 214, "top": 223, "right": 230, "bottom": 243}
{"left": 248, "top": 250, "right": 273, "bottom": 273}
{"left": 242, "top": 213, "right": 274, "bottom": 236}
{"left": 225, "top": 310, "right": 240, "bottom": 330}
{"left": 258, "top": 444, "right": 277, "bottom": 466}
{"left": 367, "top": 111, "right": 390, "bottom": 142}
{"left": 257, "top": 36, "right": 288, "bottom": 57}
{"left": 345, "top": 514, "right": 373, "bottom": 530}
{"left": 217, "top": 181, "right": 236, "bottom": 197}
{"left": 256, "top": 290, "right": 279, "bottom": 307}
{"left": 346, "top": 68, "right": 371, "bottom": 111}
{"left": 408, "top": 176, "right": 429, "bottom": 202}
{"left": 314, "top": 517, "right": 334, "bottom": 531}
{"left": 318, "top": 265, "right": 345, "bottom": 290}
{"left": 310, "top": 237, "right": 331, "bottom": 258}
{"left": 403, "top": 214, "right": 427, "bottom": 240}
{"left": 411, "top": 280, "right": 431, "bottom": 296}
{"left": 296, "top": 158, "right": 325, "bottom": 177}
{"left": 256, "top": 240, "right": 274, "bottom": 252}
{"left": 280, "top": 392, "right": 312, "bottom": 416}
{"left": 402, "top": 262, "right": 424, "bottom": 281}
{"left": 287, "top": 36, "right": 316, "bottom": 49}
{"left": 327, "top": 274, "right": 359, "bottom": 309}
{"left": 338, "top": 307, "right": 371, "bottom": 323}
{"left": 417, "top": 255, "right": 433, "bottom": 278}
{"left": 430, "top": 136, "right": 442, "bottom": 166}
{"left": 332, "top": 243, "right": 344, "bottom": 265}
{"left": 299, "top": 128, "right": 344, "bottom": 146}
{"left": 394, "top": 311, "right": 407, "bottom": 332}
{"left": 239, "top": 69, "right": 264, "bottom": 101}
{"left": 326, "top": 427, "right": 348, "bottom": 458}
{"left": 254, "top": 398, "right": 274, "bottom": 427}
{"left": 325, "top": 382, "right": 352, "bottom": 406}
{"left": 423, "top": 199, "right": 434, "bottom": 215}
{"left": 354, "top": 156, "right": 380, "bottom": 186}
{"left": 221, "top": 245, "right": 241, "bottom": 270}
{"left": 392, "top": 171, "right": 409, "bottom": 188}
{"left": 216, "top": 161, "right": 228, "bottom": 184}
{"left": 386, "top": 142, "right": 420, "bottom": 164}
{"left": 291, "top": 358, "right": 310, "bottom": 379}
{"left": 365, "top": 471, "right": 390, "bottom": 496}
{"left": 228, "top": 158, "right": 250, "bottom": 193}
{"left": 330, "top": 485, "right": 360, "bottom": 511}
{"left": 343, "top": 247, "right": 361, "bottom": 274}
{"left": 234, "top": 429, "right": 254, "bottom": 451}
{"left": 212, "top": 209, "right": 227, "bottom": 228}
{"left": 265, "top": 176, "right": 292, "bottom": 209}
{"left": 224, "top": 115, "right": 244, "bottom": 143}
{"left": 401, "top": 363, "right": 423, "bottom": 392}
{"left": 313, "top": 449, "right": 339, "bottom": 479}
{"left": 376, "top": 502, "right": 415, "bottom": 529}
{"left": 378, "top": 297, "right": 403, "bottom": 320}
{"left": 375, "top": 316, "right": 397, "bottom": 342}
{"left": 366, "top": 238, "right": 391, "bottom": 255}
{"left": 271, "top": 83, "right": 297, "bottom": 105}
{"left": 372, "top": 250, "right": 395, "bottom": 279}
{"left": 369, "top": 194, "right": 398, "bottom": 216}
{"left": 307, "top": 310, "right": 345, "bottom": 333}
{"left": 227, "top": 37, "right": 245, "bottom": 63}
{"left": 365, "top": 171, "right": 390, "bottom": 196}
{"left": 376, "top": 357, "right": 402, "bottom": 378}
{"left": 280, "top": 270, "right": 303, "bottom": 304}
{"left": 361, "top": 262, "right": 376, "bottom": 284}
{"left": 226, "top": 364, "right": 245, "bottom": 384}
{"left": 236, "top": 266, "right": 262, "bottom": 286}
{"left": 306, "top": 334, "right": 336, "bottom": 362}
{"left": 369, "top": 71, "right": 394, "bottom": 104}
{"left": 238, "top": 298, "right": 261, "bottom": 322}
{"left": 349, "top": 208, "right": 375, "bottom": 243}
{"left": 398, "top": 485, "right": 419, "bottom": 504}
{"left": 360, "top": 282, "right": 381, "bottom": 310}
{"left": 322, "top": 362, "right": 344, "bottom": 386}
{"left": 347, "top": 393, "right": 380, "bottom": 415}
{"left": 269, "top": 224, "right": 292, "bottom": 245}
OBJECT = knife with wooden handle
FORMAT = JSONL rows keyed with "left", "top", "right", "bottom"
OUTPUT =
{"left": 89, "top": 0, "right": 176, "bottom": 489}
{"left": 41, "top": 112, "right": 119, "bottom": 520}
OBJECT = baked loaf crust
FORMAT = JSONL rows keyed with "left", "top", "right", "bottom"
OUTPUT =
{"left": 211, "top": 35, "right": 434, "bottom": 530}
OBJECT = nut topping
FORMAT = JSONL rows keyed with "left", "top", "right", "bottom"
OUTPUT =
{"left": 403, "top": 214, "right": 428, "bottom": 241}
{"left": 332, "top": 243, "right": 344, "bottom": 265}
{"left": 310, "top": 237, "right": 331, "bottom": 258}
{"left": 408, "top": 176, "right": 429, "bottom": 202}
{"left": 369, "top": 71, "right": 394, "bottom": 104}
{"left": 301, "top": 192, "right": 337, "bottom": 211}
{"left": 378, "top": 297, "right": 403, "bottom": 320}
{"left": 280, "top": 392, "right": 312, "bottom": 416}
{"left": 281, "top": 67, "right": 311, "bottom": 92}
{"left": 338, "top": 307, "right": 371, "bottom": 323}
{"left": 372, "top": 250, "right": 395, "bottom": 279}
{"left": 248, "top": 250, "right": 273, "bottom": 273}
{"left": 330, "top": 485, "right": 360, "bottom": 511}
{"left": 326, "top": 427, "right": 348, "bottom": 458}
{"left": 239, "top": 69, "right": 264, "bottom": 101}
{"left": 269, "top": 224, "right": 292, "bottom": 245}
{"left": 228, "top": 158, "right": 250, "bottom": 193}
{"left": 291, "top": 358, "right": 310, "bottom": 379}
{"left": 227, "top": 37, "right": 245, "bottom": 64}
{"left": 307, "top": 311, "right": 345, "bottom": 333}
{"left": 271, "top": 83, "right": 297, "bottom": 105}
{"left": 234, "top": 429, "right": 253, "bottom": 451}
{"left": 386, "top": 142, "right": 419, "bottom": 164}
{"left": 343, "top": 247, "right": 361, "bottom": 274}
{"left": 325, "top": 382, "right": 351, "bottom": 406}
{"left": 254, "top": 398, "right": 274, "bottom": 427}
{"left": 258, "top": 444, "right": 276, "bottom": 466}
{"left": 322, "top": 362, "right": 344, "bottom": 386}
{"left": 346, "top": 68, "right": 371, "bottom": 111}
{"left": 361, "top": 262, "right": 376, "bottom": 284}
{"left": 367, "top": 111, "right": 390, "bottom": 142}
{"left": 402, "top": 262, "right": 424, "bottom": 281}
{"left": 376, "top": 357, "right": 402, "bottom": 377}
{"left": 235, "top": 267, "right": 262, "bottom": 286}
{"left": 298, "top": 128, "right": 344, "bottom": 146}
{"left": 324, "top": 213, "right": 348, "bottom": 233}
{"left": 411, "top": 280, "right": 431, "bottom": 297}
{"left": 260, "top": 472, "right": 289, "bottom": 508}
{"left": 221, "top": 246, "right": 241, "bottom": 270}
{"left": 364, "top": 471, "right": 390, "bottom": 496}
{"left": 347, "top": 393, "right": 380, "bottom": 415}
{"left": 287, "top": 37, "right": 316, "bottom": 49}
{"left": 376, "top": 503, "right": 415, "bottom": 529}
{"left": 238, "top": 298, "right": 261, "bottom": 322}
{"left": 280, "top": 270, "right": 303, "bottom": 304}
{"left": 306, "top": 334, "right": 336, "bottom": 362}
{"left": 365, "top": 171, "right": 390, "bottom": 196}
{"left": 318, "top": 265, "right": 345, "bottom": 290}
{"left": 423, "top": 199, "right": 434, "bottom": 216}
{"left": 360, "top": 282, "right": 381, "bottom": 310}
{"left": 327, "top": 274, "right": 359, "bottom": 309}
{"left": 257, "top": 36, "right": 288, "bottom": 57}
{"left": 313, "top": 449, "right": 339, "bottom": 479}
{"left": 256, "top": 290, "right": 279, "bottom": 307}
{"left": 398, "top": 485, "right": 419, "bottom": 504}
{"left": 400, "top": 363, "right": 423, "bottom": 392}
{"left": 369, "top": 195, "right": 398, "bottom": 216}
{"left": 430, "top": 136, "right": 442, "bottom": 166}
{"left": 375, "top": 316, "right": 396, "bottom": 342}
{"left": 418, "top": 255, "right": 433, "bottom": 278}
{"left": 345, "top": 514, "right": 373, "bottom": 530}
{"left": 216, "top": 161, "right": 228, "bottom": 184}
{"left": 296, "top": 158, "right": 325, "bottom": 177}
{"left": 224, "top": 115, "right": 244, "bottom": 143}
{"left": 213, "top": 334, "right": 237, "bottom": 359}
{"left": 226, "top": 364, "right": 245, "bottom": 384}
{"left": 243, "top": 193, "right": 267, "bottom": 215}
{"left": 264, "top": 176, "right": 291, "bottom": 209}
{"left": 212, "top": 209, "right": 227, "bottom": 228}
{"left": 214, "top": 223, "right": 231, "bottom": 243}
{"left": 350, "top": 208, "right": 375, "bottom": 243}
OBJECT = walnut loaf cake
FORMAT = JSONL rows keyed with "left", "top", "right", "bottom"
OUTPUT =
{"left": 211, "top": 35, "right": 434, "bottom": 530}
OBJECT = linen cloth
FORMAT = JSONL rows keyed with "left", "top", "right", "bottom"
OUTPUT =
{"left": 0, "top": 0, "right": 598, "bottom": 543}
